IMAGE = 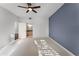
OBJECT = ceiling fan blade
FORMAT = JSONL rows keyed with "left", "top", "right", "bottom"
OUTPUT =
{"left": 18, "top": 6, "right": 27, "bottom": 8}
{"left": 32, "top": 9, "right": 37, "bottom": 13}
{"left": 32, "top": 6, "right": 40, "bottom": 9}
{"left": 26, "top": 10, "right": 29, "bottom": 13}
{"left": 27, "top": 3, "right": 32, "bottom": 6}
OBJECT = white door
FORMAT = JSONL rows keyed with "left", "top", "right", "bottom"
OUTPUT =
{"left": 18, "top": 23, "right": 27, "bottom": 39}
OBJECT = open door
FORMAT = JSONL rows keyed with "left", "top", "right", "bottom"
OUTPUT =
{"left": 14, "top": 22, "right": 33, "bottom": 40}
{"left": 18, "top": 23, "right": 27, "bottom": 39}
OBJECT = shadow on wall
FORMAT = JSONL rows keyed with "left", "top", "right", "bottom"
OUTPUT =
{"left": 49, "top": 3, "right": 79, "bottom": 56}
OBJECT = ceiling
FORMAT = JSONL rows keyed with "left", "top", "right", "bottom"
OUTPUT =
{"left": 0, "top": 3, "right": 64, "bottom": 19}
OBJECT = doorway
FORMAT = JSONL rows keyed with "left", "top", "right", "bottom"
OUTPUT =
{"left": 26, "top": 23, "right": 33, "bottom": 38}
{"left": 14, "top": 22, "right": 33, "bottom": 40}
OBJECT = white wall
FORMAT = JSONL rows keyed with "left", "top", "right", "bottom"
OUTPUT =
{"left": 19, "top": 17, "right": 49, "bottom": 38}
{"left": 0, "top": 6, "right": 19, "bottom": 48}
{"left": 32, "top": 17, "right": 49, "bottom": 38}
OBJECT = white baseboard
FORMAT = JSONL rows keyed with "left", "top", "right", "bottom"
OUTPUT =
{"left": 49, "top": 37, "right": 75, "bottom": 56}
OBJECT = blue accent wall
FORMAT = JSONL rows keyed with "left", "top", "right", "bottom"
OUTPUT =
{"left": 49, "top": 3, "right": 79, "bottom": 55}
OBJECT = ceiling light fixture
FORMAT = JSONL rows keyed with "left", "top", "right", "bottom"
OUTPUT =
{"left": 29, "top": 17, "right": 32, "bottom": 20}
{"left": 28, "top": 8, "right": 32, "bottom": 11}
{"left": 18, "top": 3, "right": 41, "bottom": 13}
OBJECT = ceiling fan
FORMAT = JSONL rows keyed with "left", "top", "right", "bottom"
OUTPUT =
{"left": 18, "top": 3, "right": 41, "bottom": 13}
